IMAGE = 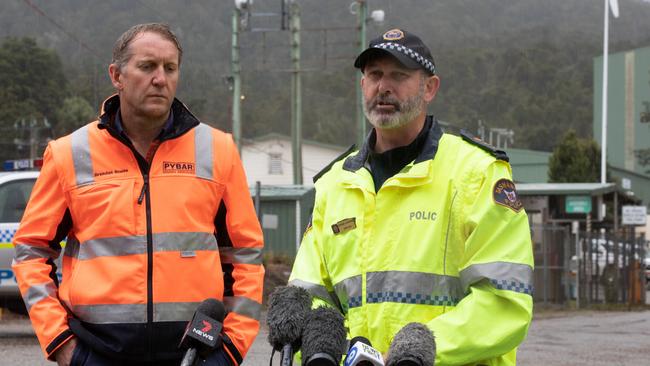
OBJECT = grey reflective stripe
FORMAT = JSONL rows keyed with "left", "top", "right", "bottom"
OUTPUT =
{"left": 288, "top": 279, "right": 341, "bottom": 309}
{"left": 219, "top": 247, "right": 263, "bottom": 265}
{"left": 460, "top": 261, "right": 534, "bottom": 296}
{"left": 79, "top": 235, "right": 146, "bottom": 260}
{"left": 195, "top": 123, "right": 213, "bottom": 180}
{"left": 224, "top": 296, "right": 262, "bottom": 321}
{"left": 333, "top": 275, "right": 362, "bottom": 310}
{"left": 71, "top": 125, "right": 94, "bottom": 186}
{"left": 23, "top": 282, "right": 57, "bottom": 312}
{"left": 366, "top": 271, "right": 463, "bottom": 307}
{"left": 154, "top": 302, "right": 198, "bottom": 322}
{"left": 71, "top": 303, "right": 146, "bottom": 324}
{"left": 13, "top": 243, "right": 60, "bottom": 263}
{"left": 77, "top": 232, "right": 217, "bottom": 260}
{"left": 155, "top": 232, "right": 217, "bottom": 253}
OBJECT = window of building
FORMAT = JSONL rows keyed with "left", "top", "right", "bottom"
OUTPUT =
{"left": 268, "top": 152, "right": 283, "bottom": 175}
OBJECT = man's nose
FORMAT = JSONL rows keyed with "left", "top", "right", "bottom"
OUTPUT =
{"left": 152, "top": 66, "right": 167, "bottom": 86}
{"left": 377, "top": 77, "right": 393, "bottom": 95}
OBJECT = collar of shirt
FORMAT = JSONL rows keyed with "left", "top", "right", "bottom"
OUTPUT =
{"left": 113, "top": 108, "right": 175, "bottom": 142}
{"left": 368, "top": 118, "right": 431, "bottom": 191}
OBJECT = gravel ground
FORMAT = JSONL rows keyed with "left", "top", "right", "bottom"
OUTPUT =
{"left": 2, "top": 306, "right": 649, "bottom": 365}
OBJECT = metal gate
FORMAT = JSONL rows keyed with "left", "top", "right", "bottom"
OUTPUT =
{"left": 532, "top": 225, "right": 647, "bottom": 307}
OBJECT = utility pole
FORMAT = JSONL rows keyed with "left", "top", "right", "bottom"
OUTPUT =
{"left": 232, "top": 6, "right": 243, "bottom": 153}
{"left": 356, "top": 0, "right": 368, "bottom": 147}
{"left": 289, "top": 0, "right": 303, "bottom": 185}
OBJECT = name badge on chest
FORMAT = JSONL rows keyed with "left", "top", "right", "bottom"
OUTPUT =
{"left": 331, "top": 217, "right": 356, "bottom": 235}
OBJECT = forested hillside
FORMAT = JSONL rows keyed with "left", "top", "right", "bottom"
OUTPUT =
{"left": 2, "top": 0, "right": 650, "bottom": 158}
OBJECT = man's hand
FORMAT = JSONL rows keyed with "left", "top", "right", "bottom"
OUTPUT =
{"left": 54, "top": 337, "right": 77, "bottom": 366}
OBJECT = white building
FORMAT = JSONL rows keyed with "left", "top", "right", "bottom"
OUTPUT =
{"left": 241, "top": 133, "right": 348, "bottom": 186}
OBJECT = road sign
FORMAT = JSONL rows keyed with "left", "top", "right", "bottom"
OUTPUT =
{"left": 621, "top": 205, "right": 647, "bottom": 225}
{"left": 566, "top": 196, "right": 592, "bottom": 214}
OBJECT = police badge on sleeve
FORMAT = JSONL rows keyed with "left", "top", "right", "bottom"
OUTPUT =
{"left": 492, "top": 179, "right": 523, "bottom": 212}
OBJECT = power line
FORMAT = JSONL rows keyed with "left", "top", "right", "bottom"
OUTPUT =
{"left": 21, "top": 0, "right": 102, "bottom": 59}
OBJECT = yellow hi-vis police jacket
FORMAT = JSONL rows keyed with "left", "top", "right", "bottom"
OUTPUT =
{"left": 289, "top": 117, "right": 534, "bottom": 366}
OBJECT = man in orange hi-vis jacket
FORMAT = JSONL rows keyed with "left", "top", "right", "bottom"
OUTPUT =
{"left": 12, "top": 23, "right": 264, "bottom": 366}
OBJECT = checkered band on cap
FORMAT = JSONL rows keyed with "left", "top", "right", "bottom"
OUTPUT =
{"left": 373, "top": 42, "right": 436, "bottom": 75}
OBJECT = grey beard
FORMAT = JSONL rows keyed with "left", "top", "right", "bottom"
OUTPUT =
{"left": 363, "top": 85, "right": 425, "bottom": 130}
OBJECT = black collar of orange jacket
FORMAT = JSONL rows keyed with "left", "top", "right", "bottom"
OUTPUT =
{"left": 343, "top": 115, "right": 444, "bottom": 172}
{"left": 97, "top": 94, "right": 201, "bottom": 142}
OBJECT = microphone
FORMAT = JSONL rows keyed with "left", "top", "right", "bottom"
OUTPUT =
{"left": 344, "top": 336, "right": 384, "bottom": 366}
{"left": 301, "top": 306, "right": 347, "bottom": 366}
{"left": 267, "top": 286, "right": 312, "bottom": 366}
{"left": 179, "top": 298, "right": 226, "bottom": 366}
{"left": 385, "top": 323, "right": 435, "bottom": 366}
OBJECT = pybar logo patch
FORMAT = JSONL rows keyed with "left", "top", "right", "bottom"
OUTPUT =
{"left": 163, "top": 161, "right": 195, "bottom": 174}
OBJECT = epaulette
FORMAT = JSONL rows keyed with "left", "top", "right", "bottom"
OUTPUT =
{"left": 460, "top": 130, "right": 509, "bottom": 162}
{"left": 312, "top": 144, "right": 357, "bottom": 183}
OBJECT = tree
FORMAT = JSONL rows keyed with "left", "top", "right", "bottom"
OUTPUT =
{"left": 0, "top": 37, "right": 69, "bottom": 159}
{"left": 54, "top": 97, "right": 96, "bottom": 137}
{"left": 548, "top": 129, "right": 601, "bottom": 182}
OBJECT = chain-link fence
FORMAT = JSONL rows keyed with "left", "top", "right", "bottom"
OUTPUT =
{"left": 532, "top": 224, "right": 647, "bottom": 307}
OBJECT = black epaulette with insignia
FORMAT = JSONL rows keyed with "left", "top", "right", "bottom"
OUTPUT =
{"left": 460, "top": 130, "right": 509, "bottom": 162}
{"left": 313, "top": 144, "right": 357, "bottom": 183}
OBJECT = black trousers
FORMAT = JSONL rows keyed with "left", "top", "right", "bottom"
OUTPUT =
{"left": 70, "top": 341, "right": 233, "bottom": 366}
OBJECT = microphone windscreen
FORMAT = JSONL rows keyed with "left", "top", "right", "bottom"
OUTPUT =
{"left": 267, "top": 285, "right": 312, "bottom": 350}
{"left": 349, "top": 336, "right": 372, "bottom": 350}
{"left": 386, "top": 323, "right": 435, "bottom": 366}
{"left": 196, "top": 298, "right": 226, "bottom": 321}
{"left": 301, "top": 306, "right": 347, "bottom": 366}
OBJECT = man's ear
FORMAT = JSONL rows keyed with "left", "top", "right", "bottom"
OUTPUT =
{"left": 423, "top": 74, "right": 440, "bottom": 103}
{"left": 108, "top": 63, "right": 123, "bottom": 91}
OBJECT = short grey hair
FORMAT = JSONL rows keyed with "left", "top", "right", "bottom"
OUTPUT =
{"left": 112, "top": 23, "right": 182, "bottom": 70}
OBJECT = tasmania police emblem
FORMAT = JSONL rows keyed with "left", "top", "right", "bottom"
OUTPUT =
{"left": 383, "top": 28, "right": 405, "bottom": 41}
{"left": 493, "top": 179, "right": 523, "bottom": 212}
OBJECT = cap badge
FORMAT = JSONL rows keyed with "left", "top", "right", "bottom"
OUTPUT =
{"left": 383, "top": 29, "right": 404, "bottom": 41}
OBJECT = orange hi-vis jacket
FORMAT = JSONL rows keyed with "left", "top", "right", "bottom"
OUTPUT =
{"left": 12, "top": 95, "right": 264, "bottom": 363}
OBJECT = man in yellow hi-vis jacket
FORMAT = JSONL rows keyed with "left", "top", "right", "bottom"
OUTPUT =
{"left": 288, "top": 28, "right": 533, "bottom": 366}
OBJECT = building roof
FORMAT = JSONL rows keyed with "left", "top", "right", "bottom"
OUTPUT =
{"left": 243, "top": 133, "right": 348, "bottom": 152}
{"left": 248, "top": 184, "right": 314, "bottom": 200}
{"left": 517, "top": 183, "right": 617, "bottom": 196}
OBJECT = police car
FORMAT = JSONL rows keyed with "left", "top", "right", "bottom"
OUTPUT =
{"left": 0, "top": 160, "right": 42, "bottom": 313}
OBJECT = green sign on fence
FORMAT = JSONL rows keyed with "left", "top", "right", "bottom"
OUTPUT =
{"left": 565, "top": 195, "right": 592, "bottom": 214}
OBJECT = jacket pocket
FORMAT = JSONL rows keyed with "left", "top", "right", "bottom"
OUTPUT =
{"left": 68, "top": 178, "right": 137, "bottom": 238}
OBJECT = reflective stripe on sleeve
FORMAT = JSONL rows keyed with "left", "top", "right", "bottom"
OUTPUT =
{"left": 365, "top": 271, "right": 464, "bottom": 307}
{"left": 333, "top": 275, "right": 362, "bottom": 311}
{"left": 288, "top": 279, "right": 341, "bottom": 309}
{"left": 23, "top": 282, "right": 57, "bottom": 312}
{"left": 460, "top": 261, "right": 534, "bottom": 296}
{"left": 219, "top": 247, "right": 263, "bottom": 265}
{"left": 224, "top": 296, "right": 262, "bottom": 321}
{"left": 70, "top": 125, "right": 94, "bottom": 186}
{"left": 194, "top": 123, "right": 213, "bottom": 180}
{"left": 13, "top": 243, "right": 60, "bottom": 263}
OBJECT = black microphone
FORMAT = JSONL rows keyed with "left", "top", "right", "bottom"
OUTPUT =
{"left": 344, "top": 337, "right": 384, "bottom": 366}
{"left": 267, "top": 285, "right": 312, "bottom": 366}
{"left": 179, "top": 298, "right": 226, "bottom": 366}
{"left": 385, "top": 323, "right": 435, "bottom": 366}
{"left": 301, "top": 306, "right": 347, "bottom": 366}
